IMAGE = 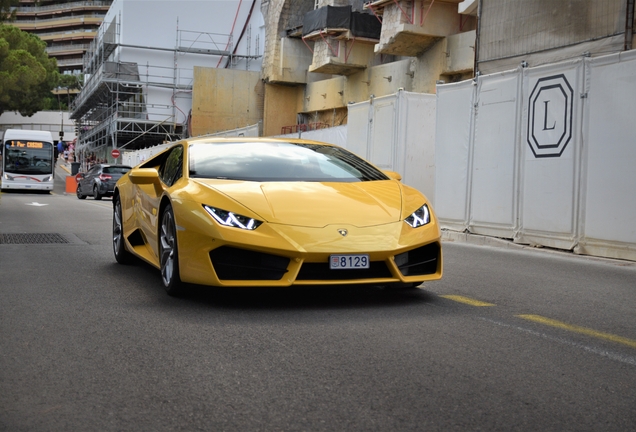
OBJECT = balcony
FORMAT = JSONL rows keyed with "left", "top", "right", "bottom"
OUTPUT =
{"left": 13, "top": 15, "right": 105, "bottom": 31}
{"left": 302, "top": 6, "right": 380, "bottom": 76}
{"left": 364, "top": 0, "right": 463, "bottom": 56}
{"left": 13, "top": 1, "right": 112, "bottom": 15}
{"left": 46, "top": 43, "right": 91, "bottom": 56}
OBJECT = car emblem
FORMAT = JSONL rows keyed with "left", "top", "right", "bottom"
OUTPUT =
{"left": 338, "top": 229, "right": 348, "bottom": 237}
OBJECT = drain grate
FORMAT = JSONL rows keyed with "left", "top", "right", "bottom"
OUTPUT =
{"left": 0, "top": 233, "right": 70, "bottom": 245}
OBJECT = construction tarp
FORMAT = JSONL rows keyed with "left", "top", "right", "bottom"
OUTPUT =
{"left": 350, "top": 12, "right": 381, "bottom": 39}
{"left": 303, "top": 6, "right": 351, "bottom": 36}
{"left": 303, "top": 5, "right": 380, "bottom": 39}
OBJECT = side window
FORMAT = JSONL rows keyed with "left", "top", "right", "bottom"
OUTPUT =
{"left": 159, "top": 145, "right": 184, "bottom": 187}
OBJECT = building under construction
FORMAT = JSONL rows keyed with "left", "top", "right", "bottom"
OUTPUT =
{"left": 70, "top": 0, "right": 263, "bottom": 163}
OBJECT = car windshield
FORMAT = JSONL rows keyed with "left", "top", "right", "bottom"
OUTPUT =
{"left": 188, "top": 141, "right": 389, "bottom": 182}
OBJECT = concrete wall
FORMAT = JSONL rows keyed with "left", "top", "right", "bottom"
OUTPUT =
{"left": 445, "top": 30, "right": 476, "bottom": 74}
{"left": 191, "top": 68, "right": 264, "bottom": 137}
{"left": 375, "top": 1, "right": 469, "bottom": 56}
{"left": 263, "top": 83, "right": 304, "bottom": 136}
{"left": 262, "top": 0, "right": 314, "bottom": 83}
{"left": 0, "top": 111, "right": 76, "bottom": 143}
{"left": 477, "top": 0, "right": 628, "bottom": 74}
{"left": 280, "top": 38, "right": 314, "bottom": 84}
{"left": 304, "top": 77, "right": 346, "bottom": 112}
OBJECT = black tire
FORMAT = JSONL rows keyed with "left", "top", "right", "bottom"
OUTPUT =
{"left": 160, "top": 204, "right": 183, "bottom": 296}
{"left": 93, "top": 185, "right": 102, "bottom": 200}
{"left": 76, "top": 184, "right": 86, "bottom": 199}
{"left": 113, "top": 196, "right": 134, "bottom": 264}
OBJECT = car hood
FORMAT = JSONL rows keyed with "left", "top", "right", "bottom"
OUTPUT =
{"left": 193, "top": 180, "right": 403, "bottom": 228}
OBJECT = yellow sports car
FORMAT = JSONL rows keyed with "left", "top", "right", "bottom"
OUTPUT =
{"left": 112, "top": 137, "right": 442, "bottom": 295}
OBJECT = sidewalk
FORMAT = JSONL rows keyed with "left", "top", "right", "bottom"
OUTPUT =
{"left": 58, "top": 160, "right": 71, "bottom": 174}
{"left": 54, "top": 158, "right": 75, "bottom": 195}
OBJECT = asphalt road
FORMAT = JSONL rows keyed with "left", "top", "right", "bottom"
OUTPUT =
{"left": 1, "top": 166, "right": 635, "bottom": 431}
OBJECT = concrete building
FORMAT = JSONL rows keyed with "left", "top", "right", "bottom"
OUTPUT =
{"left": 260, "top": 0, "right": 476, "bottom": 136}
{"left": 10, "top": 0, "right": 114, "bottom": 75}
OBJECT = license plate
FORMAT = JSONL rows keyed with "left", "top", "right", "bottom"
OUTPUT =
{"left": 330, "top": 254, "right": 369, "bottom": 269}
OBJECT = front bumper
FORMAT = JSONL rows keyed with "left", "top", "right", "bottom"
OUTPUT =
{"left": 177, "top": 215, "right": 443, "bottom": 287}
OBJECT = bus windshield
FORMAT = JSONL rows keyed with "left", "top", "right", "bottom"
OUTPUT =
{"left": 3, "top": 140, "right": 54, "bottom": 175}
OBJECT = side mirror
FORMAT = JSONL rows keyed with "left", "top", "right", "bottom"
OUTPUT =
{"left": 383, "top": 170, "right": 402, "bottom": 181}
{"left": 75, "top": 172, "right": 85, "bottom": 182}
{"left": 129, "top": 168, "right": 162, "bottom": 196}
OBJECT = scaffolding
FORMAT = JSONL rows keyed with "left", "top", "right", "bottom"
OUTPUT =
{"left": 70, "top": 16, "right": 235, "bottom": 159}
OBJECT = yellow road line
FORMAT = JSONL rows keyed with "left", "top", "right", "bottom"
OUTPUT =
{"left": 517, "top": 314, "right": 636, "bottom": 349}
{"left": 440, "top": 295, "right": 495, "bottom": 307}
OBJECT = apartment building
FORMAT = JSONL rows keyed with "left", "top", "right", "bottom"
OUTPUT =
{"left": 10, "top": 0, "right": 113, "bottom": 75}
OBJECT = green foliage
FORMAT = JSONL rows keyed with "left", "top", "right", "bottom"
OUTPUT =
{"left": 0, "top": 0, "right": 18, "bottom": 23}
{"left": 40, "top": 94, "right": 61, "bottom": 111}
{"left": 0, "top": 24, "right": 59, "bottom": 116}
{"left": 58, "top": 73, "right": 82, "bottom": 90}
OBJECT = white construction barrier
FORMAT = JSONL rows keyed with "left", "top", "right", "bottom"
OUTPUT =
{"left": 276, "top": 125, "right": 347, "bottom": 147}
{"left": 347, "top": 90, "right": 437, "bottom": 203}
{"left": 436, "top": 50, "right": 636, "bottom": 261}
{"left": 578, "top": 52, "right": 636, "bottom": 259}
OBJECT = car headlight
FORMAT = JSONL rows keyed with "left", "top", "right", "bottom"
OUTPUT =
{"left": 404, "top": 204, "right": 431, "bottom": 228}
{"left": 203, "top": 205, "right": 263, "bottom": 230}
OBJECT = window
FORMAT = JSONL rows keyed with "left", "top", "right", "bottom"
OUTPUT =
{"left": 159, "top": 145, "right": 183, "bottom": 187}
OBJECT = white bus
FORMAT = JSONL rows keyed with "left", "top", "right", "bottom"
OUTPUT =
{"left": 1, "top": 129, "right": 56, "bottom": 193}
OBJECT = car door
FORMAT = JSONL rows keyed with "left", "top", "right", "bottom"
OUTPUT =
{"left": 79, "top": 165, "right": 97, "bottom": 194}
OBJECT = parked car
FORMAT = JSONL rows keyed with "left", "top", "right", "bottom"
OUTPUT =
{"left": 76, "top": 164, "right": 132, "bottom": 200}
{"left": 113, "top": 137, "right": 442, "bottom": 296}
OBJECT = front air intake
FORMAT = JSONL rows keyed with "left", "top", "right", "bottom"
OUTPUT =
{"left": 210, "top": 246, "right": 290, "bottom": 281}
{"left": 395, "top": 243, "right": 440, "bottom": 276}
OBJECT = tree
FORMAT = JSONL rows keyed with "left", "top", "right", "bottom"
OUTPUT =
{"left": 43, "top": 73, "right": 83, "bottom": 111}
{"left": 0, "top": 0, "right": 18, "bottom": 23}
{"left": 0, "top": 24, "right": 59, "bottom": 116}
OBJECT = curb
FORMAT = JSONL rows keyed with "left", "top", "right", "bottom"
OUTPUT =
{"left": 441, "top": 230, "right": 524, "bottom": 250}
{"left": 441, "top": 229, "right": 636, "bottom": 267}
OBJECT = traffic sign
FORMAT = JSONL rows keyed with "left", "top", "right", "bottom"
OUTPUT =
{"left": 111, "top": 149, "right": 121, "bottom": 159}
